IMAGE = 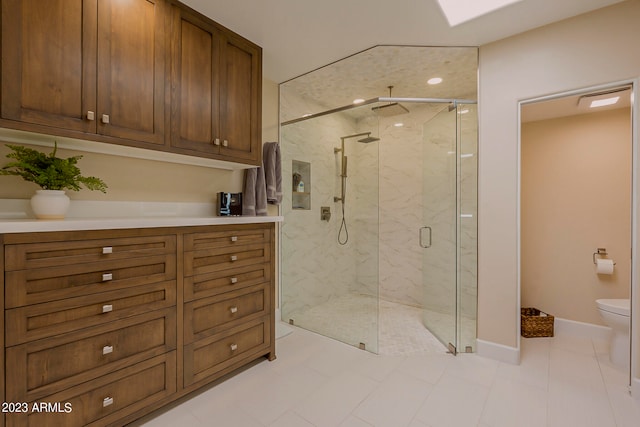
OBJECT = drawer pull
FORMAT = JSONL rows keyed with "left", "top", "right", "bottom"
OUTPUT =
{"left": 102, "top": 345, "right": 114, "bottom": 355}
{"left": 230, "top": 306, "right": 238, "bottom": 314}
{"left": 231, "top": 236, "right": 238, "bottom": 242}
{"left": 230, "top": 255, "right": 238, "bottom": 262}
{"left": 102, "top": 304, "right": 113, "bottom": 313}
{"left": 102, "top": 273, "right": 113, "bottom": 282}
{"left": 102, "top": 246, "right": 113, "bottom": 254}
{"left": 103, "top": 397, "right": 114, "bottom": 407}
{"left": 230, "top": 343, "right": 238, "bottom": 351}
{"left": 230, "top": 277, "right": 238, "bottom": 284}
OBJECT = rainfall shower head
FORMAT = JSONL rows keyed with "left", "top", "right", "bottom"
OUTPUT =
{"left": 372, "top": 85, "right": 409, "bottom": 117}
{"left": 357, "top": 134, "right": 380, "bottom": 143}
{"left": 340, "top": 132, "right": 379, "bottom": 143}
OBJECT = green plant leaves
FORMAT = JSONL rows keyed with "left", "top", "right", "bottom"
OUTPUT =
{"left": 0, "top": 143, "right": 107, "bottom": 192}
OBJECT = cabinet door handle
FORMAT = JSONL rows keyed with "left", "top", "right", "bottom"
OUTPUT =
{"left": 102, "top": 304, "right": 113, "bottom": 313}
{"left": 230, "top": 277, "right": 238, "bottom": 284}
{"left": 102, "top": 246, "right": 113, "bottom": 254}
{"left": 230, "top": 236, "right": 238, "bottom": 242}
{"left": 213, "top": 138, "right": 221, "bottom": 146}
{"left": 87, "top": 111, "right": 95, "bottom": 121}
{"left": 222, "top": 139, "right": 229, "bottom": 147}
{"left": 230, "top": 343, "right": 238, "bottom": 351}
{"left": 101, "top": 114, "right": 110, "bottom": 124}
{"left": 103, "top": 397, "right": 114, "bottom": 407}
{"left": 102, "top": 345, "right": 114, "bottom": 355}
{"left": 102, "top": 273, "right": 113, "bottom": 282}
{"left": 230, "top": 255, "right": 238, "bottom": 262}
{"left": 229, "top": 306, "right": 238, "bottom": 314}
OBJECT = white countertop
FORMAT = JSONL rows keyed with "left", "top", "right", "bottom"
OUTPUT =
{"left": 0, "top": 215, "right": 283, "bottom": 234}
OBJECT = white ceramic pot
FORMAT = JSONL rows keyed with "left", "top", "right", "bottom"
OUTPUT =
{"left": 30, "top": 190, "right": 70, "bottom": 219}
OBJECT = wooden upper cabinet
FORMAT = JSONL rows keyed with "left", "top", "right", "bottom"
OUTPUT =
{"left": 170, "top": 9, "right": 220, "bottom": 155}
{"left": 0, "top": 0, "right": 167, "bottom": 147}
{"left": 218, "top": 33, "right": 262, "bottom": 164}
{"left": 97, "top": 0, "right": 167, "bottom": 146}
{"left": 1, "top": 0, "right": 261, "bottom": 165}
{"left": 1, "top": 0, "right": 97, "bottom": 133}
{"left": 171, "top": 5, "right": 262, "bottom": 165}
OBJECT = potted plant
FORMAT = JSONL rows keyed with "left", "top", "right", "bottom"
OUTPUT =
{"left": 0, "top": 142, "right": 107, "bottom": 219}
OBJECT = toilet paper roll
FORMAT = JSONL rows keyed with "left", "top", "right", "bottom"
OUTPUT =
{"left": 596, "top": 258, "right": 615, "bottom": 275}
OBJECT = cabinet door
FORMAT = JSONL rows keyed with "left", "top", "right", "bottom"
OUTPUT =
{"left": 0, "top": 0, "right": 97, "bottom": 132}
{"left": 218, "top": 33, "right": 262, "bottom": 165}
{"left": 170, "top": 7, "right": 221, "bottom": 155}
{"left": 96, "top": 0, "right": 167, "bottom": 146}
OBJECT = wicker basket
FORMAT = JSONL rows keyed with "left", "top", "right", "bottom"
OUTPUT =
{"left": 521, "top": 307, "right": 554, "bottom": 338}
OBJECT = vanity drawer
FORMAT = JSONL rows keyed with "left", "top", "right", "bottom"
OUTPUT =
{"left": 184, "top": 242, "right": 270, "bottom": 277}
{"left": 5, "top": 254, "right": 176, "bottom": 308}
{"left": 6, "top": 308, "right": 176, "bottom": 401}
{"left": 184, "top": 284, "right": 268, "bottom": 343}
{"left": 6, "top": 281, "right": 177, "bottom": 346}
{"left": 5, "top": 235, "right": 176, "bottom": 271}
{"left": 184, "top": 318, "right": 270, "bottom": 387}
{"left": 6, "top": 352, "right": 177, "bottom": 427}
{"left": 183, "top": 227, "right": 270, "bottom": 252}
{"left": 184, "top": 263, "right": 270, "bottom": 301}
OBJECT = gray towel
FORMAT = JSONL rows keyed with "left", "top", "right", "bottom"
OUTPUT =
{"left": 263, "top": 142, "right": 282, "bottom": 205}
{"left": 243, "top": 167, "right": 267, "bottom": 216}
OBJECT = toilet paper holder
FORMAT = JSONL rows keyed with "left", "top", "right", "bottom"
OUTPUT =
{"left": 593, "top": 248, "right": 616, "bottom": 265}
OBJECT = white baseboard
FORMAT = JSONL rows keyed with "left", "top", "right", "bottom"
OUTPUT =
{"left": 477, "top": 339, "right": 520, "bottom": 364}
{"left": 554, "top": 317, "right": 611, "bottom": 341}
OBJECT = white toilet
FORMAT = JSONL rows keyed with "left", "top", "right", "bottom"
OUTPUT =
{"left": 596, "top": 298, "right": 630, "bottom": 370}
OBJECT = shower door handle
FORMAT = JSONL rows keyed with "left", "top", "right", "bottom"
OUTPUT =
{"left": 420, "top": 226, "right": 432, "bottom": 248}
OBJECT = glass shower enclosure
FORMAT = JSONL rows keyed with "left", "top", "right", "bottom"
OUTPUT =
{"left": 280, "top": 96, "right": 477, "bottom": 355}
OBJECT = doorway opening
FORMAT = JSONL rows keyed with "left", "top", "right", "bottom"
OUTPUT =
{"left": 519, "top": 82, "right": 635, "bottom": 381}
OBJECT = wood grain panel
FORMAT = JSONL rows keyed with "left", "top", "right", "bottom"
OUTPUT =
{"left": 183, "top": 317, "right": 269, "bottom": 387}
{"left": 184, "top": 284, "right": 267, "bottom": 343}
{"left": 6, "top": 309, "right": 176, "bottom": 401}
{"left": 5, "top": 255, "right": 176, "bottom": 308}
{"left": 5, "top": 235, "right": 176, "bottom": 271}
{"left": 5, "top": 352, "right": 176, "bottom": 427}
{"left": 6, "top": 281, "right": 176, "bottom": 346}
{"left": 184, "top": 263, "right": 269, "bottom": 301}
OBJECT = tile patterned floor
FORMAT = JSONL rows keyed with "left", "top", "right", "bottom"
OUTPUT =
{"left": 134, "top": 324, "right": 640, "bottom": 427}
{"left": 287, "top": 294, "right": 450, "bottom": 355}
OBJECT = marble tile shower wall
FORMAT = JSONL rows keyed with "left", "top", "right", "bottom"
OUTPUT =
{"left": 280, "top": 92, "right": 477, "bottom": 323}
{"left": 280, "top": 91, "right": 363, "bottom": 321}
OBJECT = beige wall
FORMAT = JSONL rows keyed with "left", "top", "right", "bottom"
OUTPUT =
{"left": 478, "top": 0, "right": 640, "bottom": 375}
{"left": 521, "top": 108, "right": 631, "bottom": 325}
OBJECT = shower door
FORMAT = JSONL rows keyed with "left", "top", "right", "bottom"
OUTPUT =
{"left": 422, "top": 103, "right": 477, "bottom": 354}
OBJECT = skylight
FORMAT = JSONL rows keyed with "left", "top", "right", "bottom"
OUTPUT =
{"left": 436, "top": 0, "right": 525, "bottom": 26}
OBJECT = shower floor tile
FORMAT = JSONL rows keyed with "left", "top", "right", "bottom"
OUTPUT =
{"left": 287, "top": 293, "right": 449, "bottom": 355}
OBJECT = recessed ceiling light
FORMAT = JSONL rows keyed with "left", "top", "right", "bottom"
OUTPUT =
{"left": 590, "top": 97, "right": 620, "bottom": 108}
{"left": 436, "top": 0, "right": 525, "bottom": 27}
{"left": 458, "top": 109, "right": 469, "bottom": 114}
{"left": 428, "top": 77, "right": 443, "bottom": 85}
{"left": 353, "top": 99, "right": 365, "bottom": 104}
{"left": 394, "top": 122, "right": 404, "bottom": 127}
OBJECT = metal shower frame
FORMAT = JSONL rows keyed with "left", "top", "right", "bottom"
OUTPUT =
{"left": 281, "top": 97, "right": 477, "bottom": 126}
